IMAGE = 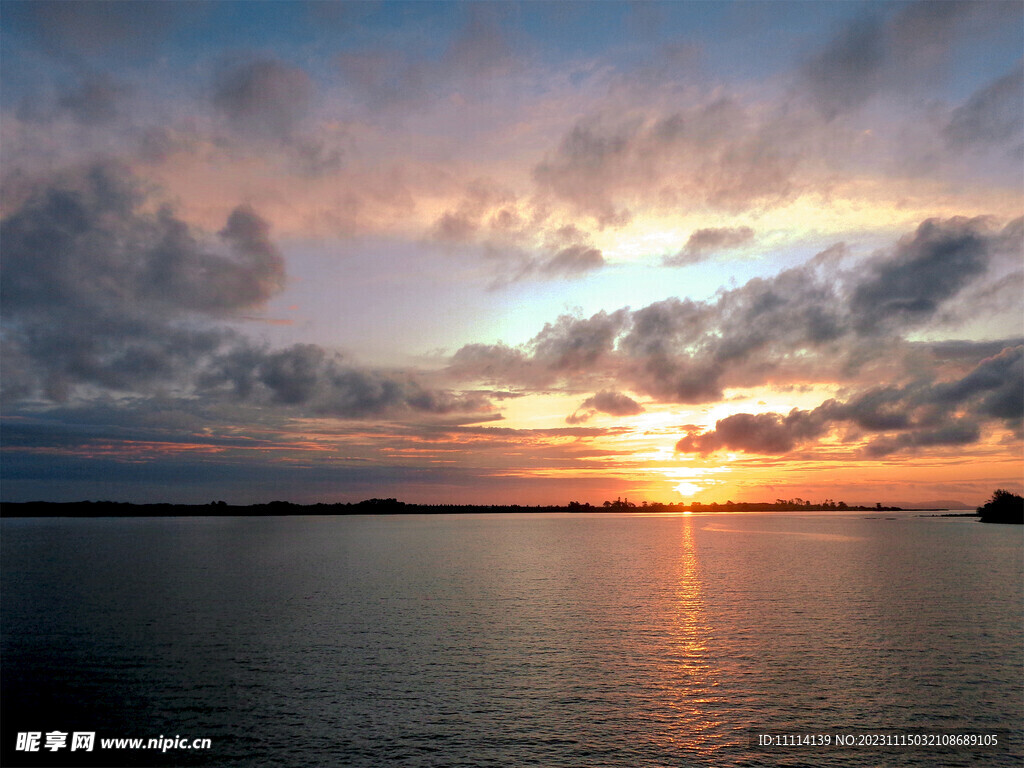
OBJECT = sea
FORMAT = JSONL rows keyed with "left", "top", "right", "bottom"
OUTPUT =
{"left": 2, "top": 511, "right": 1021, "bottom": 767}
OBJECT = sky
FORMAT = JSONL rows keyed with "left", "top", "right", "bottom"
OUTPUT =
{"left": 1, "top": 0, "right": 1022, "bottom": 507}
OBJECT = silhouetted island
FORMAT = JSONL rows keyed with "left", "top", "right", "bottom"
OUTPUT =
{"left": 1, "top": 497, "right": 913, "bottom": 518}
{"left": 976, "top": 489, "right": 1024, "bottom": 524}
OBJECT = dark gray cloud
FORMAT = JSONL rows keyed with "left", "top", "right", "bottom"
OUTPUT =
{"left": 930, "top": 345, "right": 1023, "bottom": 422}
{"left": 800, "top": 14, "right": 886, "bottom": 118}
{"left": 540, "top": 245, "right": 605, "bottom": 277}
{"left": 213, "top": 58, "right": 313, "bottom": 139}
{"left": 566, "top": 390, "right": 644, "bottom": 424}
{"left": 925, "top": 338, "right": 1024, "bottom": 364}
{"left": 533, "top": 101, "right": 808, "bottom": 223}
{"left": 1, "top": 164, "right": 285, "bottom": 319}
{"left": 434, "top": 211, "right": 479, "bottom": 242}
{"left": 828, "top": 344, "right": 1023, "bottom": 438}
{"left": 677, "top": 409, "right": 829, "bottom": 455}
{"left": 207, "top": 55, "right": 342, "bottom": 174}
{"left": 448, "top": 310, "right": 628, "bottom": 387}
{"left": 619, "top": 251, "right": 846, "bottom": 402}
{"left": 800, "top": 1, "right": 1020, "bottom": 118}
{"left": 826, "top": 386, "right": 913, "bottom": 432}
{"left": 453, "top": 283, "right": 760, "bottom": 401}
{"left": 664, "top": 226, "right": 755, "bottom": 266}
{"left": 850, "top": 216, "right": 1009, "bottom": 334}
{"left": 430, "top": 186, "right": 606, "bottom": 285}
{"left": 448, "top": 343, "right": 534, "bottom": 385}
{"left": 0, "top": 163, "right": 282, "bottom": 397}
{"left": 531, "top": 310, "right": 629, "bottom": 373}
{"left": 862, "top": 420, "right": 981, "bottom": 458}
{"left": 676, "top": 344, "right": 1023, "bottom": 456}
{"left": 486, "top": 234, "right": 607, "bottom": 287}
{"left": 1, "top": 162, "right": 485, "bottom": 420}
{"left": 336, "top": 3, "right": 518, "bottom": 112}
{"left": 430, "top": 180, "right": 515, "bottom": 243}
{"left": 202, "top": 343, "right": 490, "bottom": 419}
{"left": 585, "top": 390, "right": 644, "bottom": 416}
{"left": 56, "top": 73, "right": 131, "bottom": 124}
{"left": 944, "top": 65, "right": 1024, "bottom": 149}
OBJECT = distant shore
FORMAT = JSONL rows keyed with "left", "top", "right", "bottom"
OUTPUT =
{"left": 0, "top": 499, "right": 928, "bottom": 518}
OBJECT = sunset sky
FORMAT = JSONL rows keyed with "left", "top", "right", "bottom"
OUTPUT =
{"left": 1, "top": 1, "right": 1021, "bottom": 506}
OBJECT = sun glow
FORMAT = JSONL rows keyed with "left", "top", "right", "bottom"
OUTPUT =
{"left": 674, "top": 481, "right": 703, "bottom": 497}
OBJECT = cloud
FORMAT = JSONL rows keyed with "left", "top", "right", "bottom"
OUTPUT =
{"left": 448, "top": 343, "right": 534, "bottom": 385}
{"left": 532, "top": 100, "right": 810, "bottom": 223}
{"left": 56, "top": 74, "right": 131, "bottom": 125}
{"left": 676, "top": 344, "right": 1023, "bottom": 456}
{"left": 532, "top": 116, "right": 640, "bottom": 225}
{"left": 448, "top": 310, "right": 628, "bottom": 387}
{"left": 827, "top": 387, "right": 913, "bottom": 432}
{"left": 336, "top": 3, "right": 518, "bottom": 112}
{"left": 861, "top": 420, "right": 981, "bottom": 458}
{"left": 491, "top": 229, "right": 606, "bottom": 286}
{"left": 430, "top": 184, "right": 606, "bottom": 284}
{"left": 619, "top": 248, "right": 847, "bottom": 401}
{"left": 451, "top": 246, "right": 851, "bottom": 403}
{"left": 448, "top": 215, "right": 1019, "bottom": 410}
{"left": 677, "top": 409, "right": 829, "bottom": 455}
{"left": 566, "top": 390, "right": 644, "bottom": 424}
{"left": 663, "top": 226, "right": 754, "bottom": 266}
{"left": 0, "top": 162, "right": 486, "bottom": 419}
{"left": 930, "top": 345, "right": 1024, "bottom": 423}
{"left": 531, "top": 310, "right": 629, "bottom": 373}
{"left": 430, "top": 180, "right": 516, "bottom": 243}
{"left": 0, "top": 162, "right": 283, "bottom": 396}
{"left": 849, "top": 216, "right": 1010, "bottom": 335}
{"left": 799, "top": 1, "right": 1021, "bottom": 118}
{"left": 536, "top": 244, "right": 604, "bottom": 279}
{"left": 944, "top": 65, "right": 1024, "bottom": 149}
{"left": 212, "top": 58, "right": 313, "bottom": 139}
{"left": 202, "top": 343, "right": 491, "bottom": 418}
{"left": 800, "top": 14, "right": 887, "bottom": 118}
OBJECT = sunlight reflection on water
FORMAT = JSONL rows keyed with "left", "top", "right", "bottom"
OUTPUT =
{"left": 655, "top": 518, "right": 726, "bottom": 759}
{"left": 701, "top": 523, "right": 864, "bottom": 542}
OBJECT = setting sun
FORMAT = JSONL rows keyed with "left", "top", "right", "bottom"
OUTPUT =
{"left": 674, "top": 482, "right": 704, "bottom": 499}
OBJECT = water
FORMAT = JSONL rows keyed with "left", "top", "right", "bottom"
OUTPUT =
{"left": 2, "top": 512, "right": 1021, "bottom": 766}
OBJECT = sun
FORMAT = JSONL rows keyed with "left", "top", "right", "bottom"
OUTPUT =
{"left": 674, "top": 482, "right": 702, "bottom": 498}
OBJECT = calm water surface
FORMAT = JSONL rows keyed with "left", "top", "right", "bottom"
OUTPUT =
{"left": 2, "top": 512, "right": 1021, "bottom": 766}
